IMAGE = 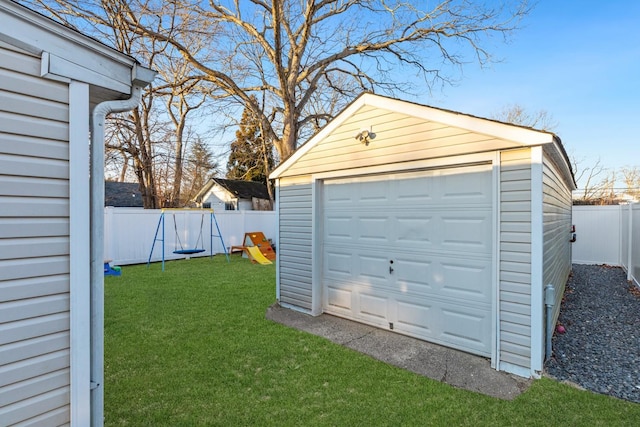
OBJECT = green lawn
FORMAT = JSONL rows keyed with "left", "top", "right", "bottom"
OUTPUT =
{"left": 105, "top": 256, "right": 639, "bottom": 426}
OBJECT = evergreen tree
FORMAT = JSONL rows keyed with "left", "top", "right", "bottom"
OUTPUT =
{"left": 183, "top": 138, "right": 217, "bottom": 204}
{"left": 226, "top": 98, "right": 274, "bottom": 184}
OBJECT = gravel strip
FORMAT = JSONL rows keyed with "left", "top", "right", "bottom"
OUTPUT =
{"left": 545, "top": 264, "right": 640, "bottom": 403}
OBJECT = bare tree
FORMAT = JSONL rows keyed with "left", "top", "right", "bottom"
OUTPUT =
{"left": 621, "top": 166, "right": 640, "bottom": 200}
{"left": 116, "top": 0, "right": 531, "bottom": 160}
{"left": 492, "top": 103, "right": 558, "bottom": 131}
{"left": 571, "top": 157, "right": 604, "bottom": 201}
{"left": 27, "top": 0, "right": 218, "bottom": 208}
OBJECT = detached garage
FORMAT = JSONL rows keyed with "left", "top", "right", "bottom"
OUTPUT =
{"left": 270, "top": 93, "right": 575, "bottom": 378}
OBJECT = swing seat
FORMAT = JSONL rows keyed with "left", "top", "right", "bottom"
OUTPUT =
{"left": 173, "top": 248, "right": 206, "bottom": 255}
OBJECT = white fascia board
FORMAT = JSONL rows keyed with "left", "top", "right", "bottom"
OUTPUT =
{"left": 42, "top": 52, "right": 131, "bottom": 94}
{"left": 363, "top": 95, "right": 555, "bottom": 146}
{"left": 270, "top": 94, "right": 370, "bottom": 179}
{"left": 270, "top": 93, "right": 555, "bottom": 179}
{"left": 545, "top": 140, "right": 577, "bottom": 190}
{"left": 0, "top": 1, "right": 154, "bottom": 92}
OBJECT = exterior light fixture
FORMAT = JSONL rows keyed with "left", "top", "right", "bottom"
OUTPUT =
{"left": 355, "top": 128, "right": 376, "bottom": 146}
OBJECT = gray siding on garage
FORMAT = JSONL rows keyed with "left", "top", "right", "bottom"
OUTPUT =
{"left": 542, "top": 150, "right": 573, "bottom": 326}
{"left": 278, "top": 178, "right": 313, "bottom": 310}
{"left": 499, "top": 148, "right": 532, "bottom": 370}
{"left": 0, "top": 45, "right": 71, "bottom": 425}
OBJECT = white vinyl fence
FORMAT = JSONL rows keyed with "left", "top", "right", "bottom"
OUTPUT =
{"left": 572, "top": 203, "right": 639, "bottom": 286}
{"left": 104, "top": 207, "right": 276, "bottom": 266}
{"left": 621, "top": 203, "right": 640, "bottom": 284}
{"left": 105, "top": 204, "right": 639, "bottom": 285}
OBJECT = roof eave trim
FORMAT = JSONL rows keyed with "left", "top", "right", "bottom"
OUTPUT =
{"left": 270, "top": 93, "right": 370, "bottom": 179}
{"left": 1, "top": 0, "right": 138, "bottom": 67}
{"left": 270, "top": 93, "right": 556, "bottom": 179}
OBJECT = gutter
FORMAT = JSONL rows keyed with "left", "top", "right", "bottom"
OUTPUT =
{"left": 89, "top": 65, "right": 155, "bottom": 426}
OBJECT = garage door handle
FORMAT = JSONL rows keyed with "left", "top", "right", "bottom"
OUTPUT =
{"left": 389, "top": 266, "right": 394, "bottom": 274}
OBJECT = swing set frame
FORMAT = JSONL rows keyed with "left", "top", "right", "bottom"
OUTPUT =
{"left": 147, "top": 208, "right": 229, "bottom": 271}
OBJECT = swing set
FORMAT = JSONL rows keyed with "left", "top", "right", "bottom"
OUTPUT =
{"left": 147, "top": 209, "right": 229, "bottom": 271}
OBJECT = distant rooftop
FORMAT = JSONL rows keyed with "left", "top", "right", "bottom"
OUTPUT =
{"left": 105, "top": 181, "right": 143, "bottom": 207}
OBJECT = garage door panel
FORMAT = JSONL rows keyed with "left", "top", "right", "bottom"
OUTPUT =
{"left": 439, "top": 213, "right": 492, "bottom": 252}
{"left": 440, "top": 305, "right": 491, "bottom": 354}
{"left": 325, "top": 251, "right": 353, "bottom": 276}
{"left": 395, "top": 300, "right": 433, "bottom": 332}
{"left": 358, "top": 216, "right": 390, "bottom": 242}
{"left": 439, "top": 260, "right": 492, "bottom": 302}
{"left": 396, "top": 216, "right": 433, "bottom": 245}
{"left": 440, "top": 168, "right": 492, "bottom": 203}
{"left": 325, "top": 215, "right": 353, "bottom": 240}
{"left": 322, "top": 164, "right": 493, "bottom": 357}
{"left": 359, "top": 292, "right": 388, "bottom": 320}
{"left": 324, "top": 183, "right": 357, "bottom": 204}
{"left": 360, "top": 254, "right": 389, "bottom": 281}
{"left": 395, "top": 298, "right": 491, "bottom": 356}
{"left": 392, "top": 256, "right": 491, "bottom": 304}
{"left": 395, "top": 177, "right": 434, "bottom": 202}
{"left": 326, "top": 285, "right": 352, "bottom": 311}
{"left": 393, "top": 258, "right": 434, "bottom": 294}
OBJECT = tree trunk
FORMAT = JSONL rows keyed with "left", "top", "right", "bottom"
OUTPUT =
{"left": 278, "top": 104, "right": 297, "bottom": 160}
{"left": 170, "top": 123, "right": 185, "bottom": 207}
{"left": 132, "top": 108, "right": 159, "bottom": 208}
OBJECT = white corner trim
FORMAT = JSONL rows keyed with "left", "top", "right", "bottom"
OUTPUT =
{"left": 40, "top": 52, "right": 71, "bottom": 83}
{"left": 310, "top": 178, "right": 323, "bottom": 316}
{"left": 530, "top": 146, "right": 544, "bottom": 372}
{"left": 491, "top": 151, "right": 501, "bottom": 369}
{"left": 69, "top": 81, "right": 91, "bottom": 427}
{"left": 499, "top": 361, "right": 536, "bottom": 379}
{"left": 279, "top": 301, "right": 314, "bottom": 316}
{"left": 274, "top": 181, "right": 281, "bottom": 301}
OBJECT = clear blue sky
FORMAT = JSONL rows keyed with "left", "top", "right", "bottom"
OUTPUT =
{"left": 418, "top": 0, "right": 639, "bottom": 188}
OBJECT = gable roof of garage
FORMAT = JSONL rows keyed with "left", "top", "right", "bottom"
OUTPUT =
{"left": 270, "top": 93, "right": 575, "bottom": 188}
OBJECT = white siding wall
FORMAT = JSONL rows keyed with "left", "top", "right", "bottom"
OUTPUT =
{"left": 0, "top": 46, "right": 71, "bottom": 424}
{"left": 542, "top": 152, "right": 573, "bottom": 328}
{"left": 284, "top": 105, "right": 519, "bottom": 177}
{"left": 499, "top": 148, "right": 532, "bottom": 371}
{"left": 277, "top": 178, "right": 313, "bottom": 310}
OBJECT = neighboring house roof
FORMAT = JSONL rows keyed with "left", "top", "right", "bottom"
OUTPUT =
{"left": 195, "top": 178, "right": 270, "bottom": 203}
{"left": 105, "top": 182, "right": 143, "bottom": 207}
{"left": 270, "top": 93, "right": 576, "bottom": 189}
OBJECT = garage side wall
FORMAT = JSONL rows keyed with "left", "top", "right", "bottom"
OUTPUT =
{"left": 277, "top": 177, "right": 313, "bottom": 311}
{"left": 541, "top": 151, "right": 573, "bottom": 337}
{"left": 0, "top": 45, "right": 72, "bottom": 425}
{"left": 499, "top": 148, "right": 533, "bottom": 372}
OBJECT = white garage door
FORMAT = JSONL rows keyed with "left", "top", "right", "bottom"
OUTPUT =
{"left": 322, "top": 164, "right": 494, "bottom": 356}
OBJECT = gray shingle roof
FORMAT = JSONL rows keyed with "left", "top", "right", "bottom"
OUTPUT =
{"left": 105, "top": 181, "right": 143, "bottom": 207}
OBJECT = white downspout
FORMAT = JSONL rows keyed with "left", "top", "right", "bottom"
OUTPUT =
{"left": 89, "top": 82, "right": 148, "bottom": 427}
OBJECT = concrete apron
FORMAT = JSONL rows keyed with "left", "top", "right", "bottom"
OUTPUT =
{"left": 266, "top": 303, "right": 531, "bottom": 400}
